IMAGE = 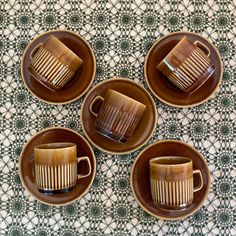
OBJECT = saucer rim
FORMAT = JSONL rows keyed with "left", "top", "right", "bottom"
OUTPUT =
{"left": 80, "top": 77, "right": 158, "bottom": 155}
{"left": 19, "top": 127, "right": 96, "bottom": 206}
{"left": 144, "top": 31, "right": 223, "bottom": 108}
{"left": 21, "top": 29, "right": 96, "bottom": 105}
{"left": 130, "top": 139, "right": 211, "bottom": 221}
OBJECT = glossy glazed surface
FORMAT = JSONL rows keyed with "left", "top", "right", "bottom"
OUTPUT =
{"left": 149, "top": 156, "right": 200, "bottom": 210}
{"left": 34, "top": 143, "right": 78, "bottom": 192}
{"left": 34, "top": 142, "right": 77, "bottom": 165}
{"left": 21, "top": 30, "right": 95, "bottom": 104}
{"left": 149, "top": 156, "right": 193, "bottom": 180}
{"left": 145, "top": 32, "right": 222, "bottom": 107}
{"left": 131, "top": 140, "right": 210, "bottom": 220}
{"left": 157, "top": 36, "right": 215, "bottom": 93}
{"left": 42, "top": 35, "right": 83, "bottom": 70}
{"left": 81, "top": 78, "right": 157, "bottom": 154}
{"left": 93, "top": 89, "right": 146, "bottom": 143}
{"left": 28, "top": 35, "right": 83, "bottom": 91}
{"left": 19, "top": 128, "right": 96, "bottom": 205}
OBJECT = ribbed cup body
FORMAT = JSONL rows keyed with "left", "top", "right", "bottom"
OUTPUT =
{"left": 29, "top": 47, "right": 74, "bottom": 91}
{"left": 157, "top": 36, "right": 215, "bottom": 93}
{"left": 35, "top": 162, "right": 77, "bottom": 192}
{"left": 34, "top": 143, "right": 77, "bottom": 194}
{"left": 149, "top": 156, "right": 194, "bottom": 210}
{"left": 28, "top": 35, "right": 83, "bottom": 91}
{"left": 95, "top": 89, "right": 146, "bottom": 143}
{"left": 150, "top": 177, "right": 193, "bottom": 209}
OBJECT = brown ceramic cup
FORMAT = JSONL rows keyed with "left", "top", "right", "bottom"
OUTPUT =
{"left": 28, "top": 35, "right": 83, "bottom": 91}
{"left": 149, "top": 156, "right": 203, "bottom": 210}
{"left": 34, "top": 142, "right": 91, "bottom": 194}
{"left": 89, "top": 89, "right": 146, "bottom": 143}
{"left": 157, "top": 36, "right": 215, "bottom": 93}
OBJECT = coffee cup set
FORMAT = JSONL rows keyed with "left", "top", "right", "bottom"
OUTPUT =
{"left": 19, "top": 30, "right": 222, "bottom": 220}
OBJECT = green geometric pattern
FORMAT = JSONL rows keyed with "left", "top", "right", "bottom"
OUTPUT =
{"left": 0, "top": 0, "right": 235, "bottom": 235}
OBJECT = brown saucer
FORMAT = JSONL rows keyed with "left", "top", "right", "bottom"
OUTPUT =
{"left": 19, "top": 127, "right": 96, "bottom": 206}
{"left": 81, "top": 78, "right": 157, "bottom": 155}
{"left": 130, "top": 140, "right": 210, "bottom": 220}
{"left": 21, "top": 30, "right": 96, "bottom": 105}
{"left": 145, "top": 32, "right": 222, "bottom": 108}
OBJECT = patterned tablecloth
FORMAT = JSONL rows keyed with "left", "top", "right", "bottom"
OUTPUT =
{"left": 0, "top": 0, "right": 235, "bottom": 235}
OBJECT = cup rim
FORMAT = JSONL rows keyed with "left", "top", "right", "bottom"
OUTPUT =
{"left": 149, "top": 156, "right": 192, "bottom": 167}
{"left": 34, "top": 142, "right": 76, "bottom": 150}
{"left": 107, "top": 89, "right": 147, "bottom": 109}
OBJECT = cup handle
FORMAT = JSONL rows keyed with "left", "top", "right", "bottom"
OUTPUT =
{"left": 89, "top": 95, "right": 104, "bottom": 117}
{"left": 193, "top": 169, "right": 203, "bottom": 192}
{"left": 30, "top": 43, "right": 43, "bottom": 60}
{"left": 77, "top": 156, "right": 92, "bottom": 180}
{"left": 194, "top": 40, "right": 210, "bottom": 57}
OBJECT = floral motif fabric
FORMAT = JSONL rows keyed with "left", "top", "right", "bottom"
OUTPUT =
{"left": 0, "top": 0, "right": 235, "bottom": 235}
